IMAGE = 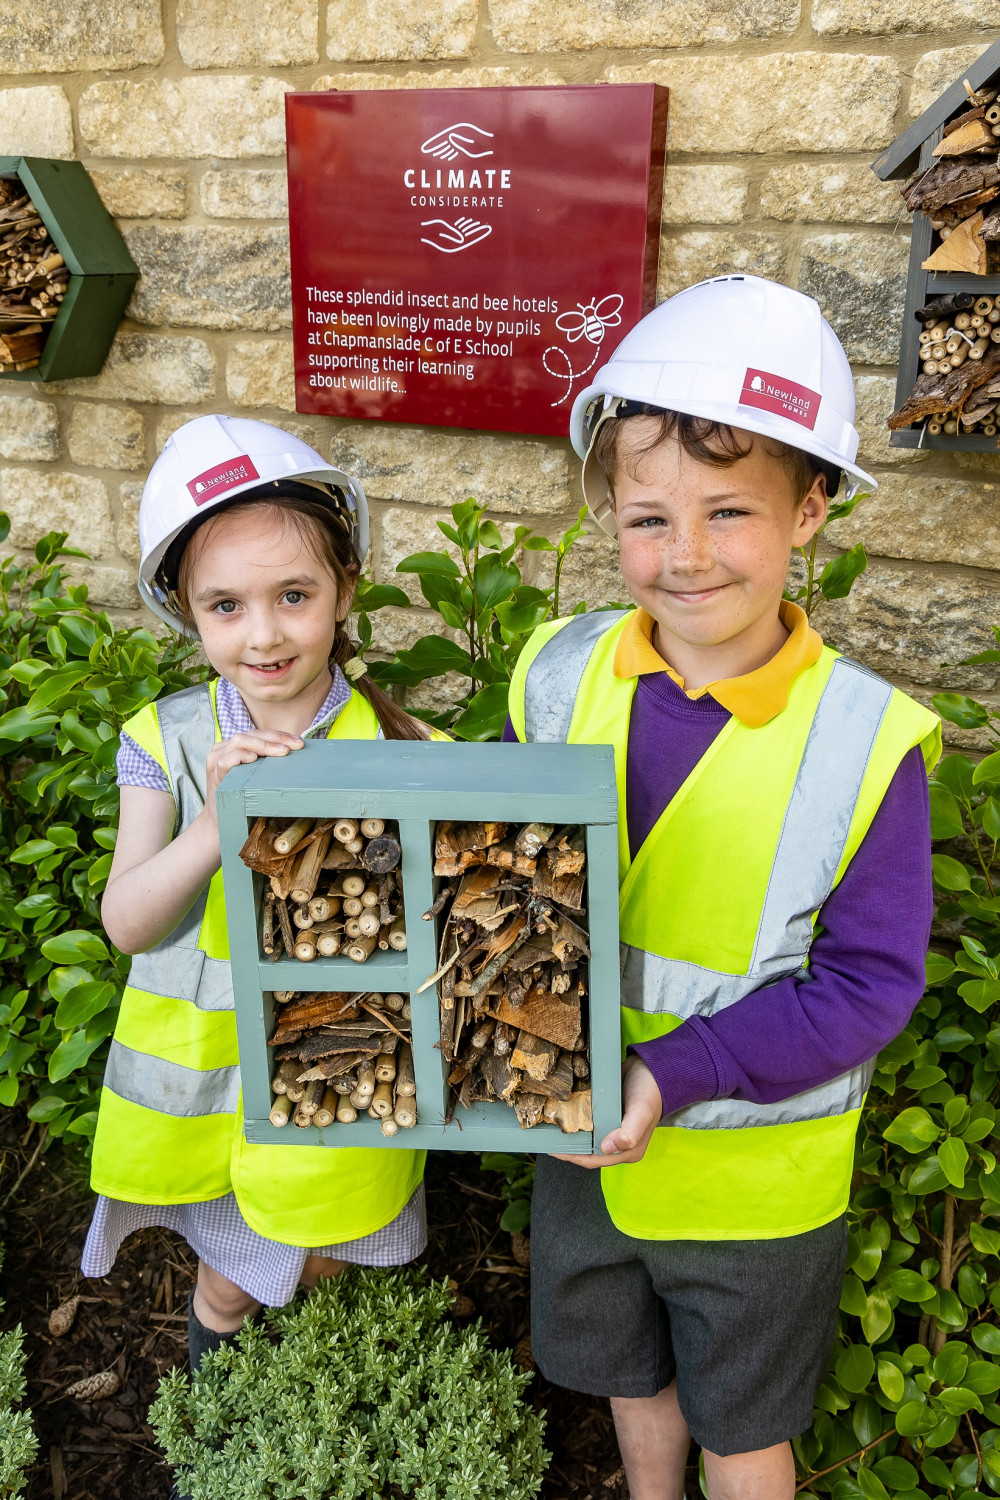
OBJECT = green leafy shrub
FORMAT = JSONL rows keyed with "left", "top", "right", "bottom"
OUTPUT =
{"left": 0, "top": 520, "right": 204, "bottom": 1138}
{"left": 149, "top": 1268, "right": 548, "bottom": 1500}
{"left": 793, "top": 682, "right": 1000, "bottom": 1497}
{"left": 359, "top": 497, "right": 588, "bottom": 742}
{"left": 0, "top": 1247, "right": 37, "bottom": 1498}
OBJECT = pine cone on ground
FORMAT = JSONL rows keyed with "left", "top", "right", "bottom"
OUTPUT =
{"left": 65, "top": 1369, "right": 119, "bottom": 1401}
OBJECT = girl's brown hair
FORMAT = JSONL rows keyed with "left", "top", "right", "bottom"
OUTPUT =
{"left": 172, "top": 493, "right": 430, "bottom": 742}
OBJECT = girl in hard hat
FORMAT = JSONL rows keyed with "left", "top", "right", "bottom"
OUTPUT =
{"left": 82, "top": 415, "right": 434, "bottom": 1372}
{"left": 505, "top": 276, "right": 940, "bottom": 1498}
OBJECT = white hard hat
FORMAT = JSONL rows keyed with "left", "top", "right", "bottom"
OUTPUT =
{"left": 570, "top": 274, "right": 876, "bottom": 536}
{"left": 137, "top": 414, "right": 370, "bottom": 631}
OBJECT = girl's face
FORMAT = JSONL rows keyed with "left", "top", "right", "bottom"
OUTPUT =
{"left": 184, "top": 506, "right": 349, "bottom": 710}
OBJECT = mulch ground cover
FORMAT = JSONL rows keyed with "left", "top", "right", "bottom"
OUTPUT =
{"left": 0, "top": 1110, "right": 657, "bottom": 1500}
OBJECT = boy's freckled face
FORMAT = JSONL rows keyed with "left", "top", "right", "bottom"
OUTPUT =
{"left": 610, "top": 421, "right": 827, "bottom": 655}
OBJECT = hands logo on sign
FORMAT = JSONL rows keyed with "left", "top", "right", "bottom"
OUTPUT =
{"left": 420, "top": 217, "right": 493, "bottom": 254}
{"left": 421, "top": 122, "right": 495, "bottom": 162}
{"left": 543, "top": 294, "right": 625, "bottom": 406}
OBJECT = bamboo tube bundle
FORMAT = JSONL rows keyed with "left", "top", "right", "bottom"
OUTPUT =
{"left": 0, "top": 178, "right": 68, "bottom": 371}
{"left": 239, "top": 815, "right": 406, "bottom": 963}
{"left": 266, "top": 989, "right": 417, "bottom": 1134}
{"left": 892, "top": 293, "right": 1000, "bottom": 443}
{"left": 424, "top": 821, "right": 593, "bottom": 1134}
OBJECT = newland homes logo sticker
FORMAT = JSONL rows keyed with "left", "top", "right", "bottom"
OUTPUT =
{"left": 739, "top": 368, "right": 820, "bottom": 430}
{"left": 404, "top": 121, "right": 510, "bottom": 254}
{"left": 187, "top": 455, "right": 259, "bottom": 504}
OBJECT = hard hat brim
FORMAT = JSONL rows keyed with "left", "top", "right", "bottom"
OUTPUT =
{"left": 139, "top": 463, "right": 370, "bottom": 634}
{"left": 573, "top": 382, "right": 877, "bottom": 538}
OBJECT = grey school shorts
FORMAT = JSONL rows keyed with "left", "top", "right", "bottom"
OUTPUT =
{"left": 530, "top": 1154, "right": 847, "bottom": 1457}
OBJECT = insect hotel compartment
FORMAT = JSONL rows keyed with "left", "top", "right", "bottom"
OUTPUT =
{"left": 267, "top": 990, "right": 417, "bottom": 1138}
{"left": 0, "top": 156, "right": 137, "bottom": 384}
{"left": 873, "top": 42, "right": 1000, "bottom": 451}
{"left": 239, "top": 815, "right": 407, "bottom": 967}
{"left": 217, "top": 740, "right": 620, "bottom": 1153}
{"left": 431, "top": 821, "right": 595, "bottom": 1136}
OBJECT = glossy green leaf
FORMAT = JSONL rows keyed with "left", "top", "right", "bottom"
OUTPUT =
{"left": 47, "top": 1029, "right": 103, "bottom": 1083}
{"left": 935, "top": 754, "right": 977, "bottom": 801}
{"left": 939, "top": 1135, "right": 970, "bottom": 1188}
{"left": 394, "top": 551, "right": 461, "bottom": 577}
{"left": 450, "top": 685, "right": 510, "bottom": 743}
{"left": 907, "top": 1157, "right": 948, "bottom": 1194}
{"left": 47, "top": 965, "right": 95, "bottom": 1003}
{"left": 932, "top": 692, "right": 990, "bottom": 730}
{"left": 836, "top": 1343, "right": 875, "bottom": 1393}
{"left": 872, "top": 1456, "right": 917, "bottom": 1488}
{"left": 960, "top": 978, "right": 1000, "bottom": 1013}
{"left": 819, "top": 542, "right": 867, "bottom": 600}
{"left": 964, "top": 1359, "right": 1000, "bottom": 1395}
{"left": 926, "top": 952, "right": 957, "bottom": 985}
{"left": 840, "top": 1274, "right": 868, "bottom": 1317}
{"left": 886, "top": 1269, "right": 936, "bottom": 1303}
{"left": 929, "top": 783, "right": 966, "bottom": 839}
{"left": 895, "top": 1399, "right": 937, "bottom": 1436}
{"left": 40, "top": 929, "right": 109, "bottom": 965}
{"left": 861, "top": 1288, "right": 892, "bottom": 1343}
{"left": 884, "top": 1107, "right": 941, "bottom": 1153}
{"left": 0, "top": 705, "right": 58, "bottom": 741}
{"left": 876, "top": 1358, "right": 905, "bottom": 1403}
{"left": 936, "top": 1385, "right": 983, "bottom": 1416}
{"left": 975, "top": 749, "right": 1000, "bottom": 786}
{"left": 971, "top": 1223, "right": 1000, "bottom": 1257}
{"left": 54, "top": 980, "right": 116, "bottom": 1031}
{"left": 932, "top": 854, "right": 972, "bottom": 892}
{"left": 855, "top": 1470, "right": 890, "bottom": 1500}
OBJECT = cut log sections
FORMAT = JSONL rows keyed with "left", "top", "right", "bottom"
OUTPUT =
{"left": 0, "top": 178, "right": 66, "bottom": 371}
{"left": 891, "top": 293, "right": 1000, "bottom": 441}
{"left": 267, "top": 989, "right": 416, "bottom": 1134}
{"left": 427, "top": 819, "right": 593, "bottom": 1134}
{"left": 240, "top": 815, "right": 405, "bottom": 963}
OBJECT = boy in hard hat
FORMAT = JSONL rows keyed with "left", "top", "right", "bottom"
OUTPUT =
{"left": 505, "top": 276, "right": 940, "bottom": 1498}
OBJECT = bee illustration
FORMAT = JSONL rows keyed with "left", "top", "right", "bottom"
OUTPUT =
{"left": 555, "top": 294, "right": 625, "bottom": 346}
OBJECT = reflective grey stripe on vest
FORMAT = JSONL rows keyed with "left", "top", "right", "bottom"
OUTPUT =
{"left": 523, "top": 627, "right": 893, "bottom": 1131}
{"left": 104, "top": 1038, "right": 240, "bottom": 1117}
{"left": 523, "top": 610, "right": 629, "bottom": 743}
{"left": 126, "top": 684, "right": 235, "bottom": 1013}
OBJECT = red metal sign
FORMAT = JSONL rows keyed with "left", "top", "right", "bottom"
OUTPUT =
{"left": 285, "top": 85, "right": 667, "bottom": 438}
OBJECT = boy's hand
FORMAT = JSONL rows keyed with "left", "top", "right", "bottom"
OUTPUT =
{"left": 201, "top": 731, "right": 305, "bottom": 825}
{"left": 554, "top": 1055, "right": 663, "bottom": 1169}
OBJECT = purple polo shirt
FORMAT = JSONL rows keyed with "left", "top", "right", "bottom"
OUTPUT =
{"left": 503, "top": 669, "right": 932, "bottom": 1118}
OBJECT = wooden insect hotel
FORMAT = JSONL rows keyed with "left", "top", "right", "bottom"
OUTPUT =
{"left": 0, "top": 156, "right": 137, "bottom": 383}
{"left": 217, "top": 739, "right": 621, "bottom": 1154}
{"left": 873, "top": 38, "right": 1000, "bottom": 451}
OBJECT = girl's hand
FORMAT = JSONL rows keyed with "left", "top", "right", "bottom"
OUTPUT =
{"left": 553, "top": 1055, "right": 663, "bottom": 1170}
{"left": 201, "top": 730, "right": 305, "bottom": 824}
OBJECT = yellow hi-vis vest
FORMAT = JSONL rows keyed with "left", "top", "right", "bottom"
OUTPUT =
{"left": 509, "top": 611, "right": 941, "bottom": 1241}
{"left": 90, "top": 680, "right": 425, "bottom": 1247}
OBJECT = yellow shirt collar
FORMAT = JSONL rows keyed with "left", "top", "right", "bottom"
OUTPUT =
{"left": 612, "top": 599, "right": 824, "bottom": 729}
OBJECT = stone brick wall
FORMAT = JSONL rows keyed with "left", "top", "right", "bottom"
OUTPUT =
{"left": 0, "top": 2, "right": 998, "bottom": 730}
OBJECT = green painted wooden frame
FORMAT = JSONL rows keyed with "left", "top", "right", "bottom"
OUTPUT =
{"left": 217, "top": 739, "right": 622, "bottom": 1154}
{"left": 0, "top": 156, "right": 137, "bottom": 383}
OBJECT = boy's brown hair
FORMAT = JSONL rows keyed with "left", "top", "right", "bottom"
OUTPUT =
{"left": 593, "top": 409, "right": 837, "bottom": 503}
